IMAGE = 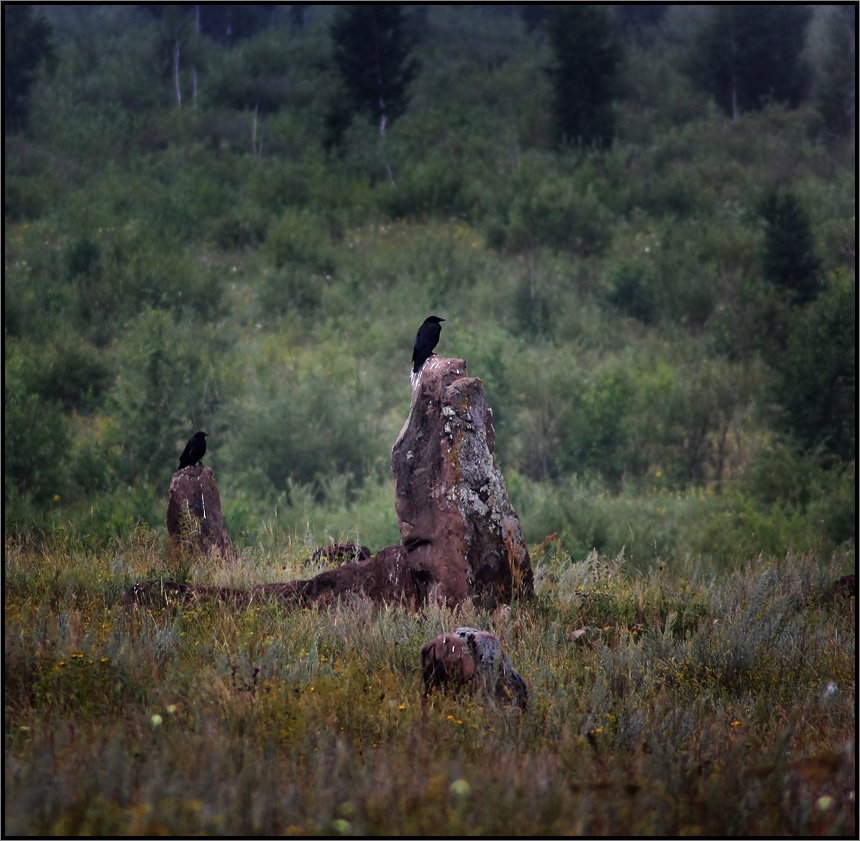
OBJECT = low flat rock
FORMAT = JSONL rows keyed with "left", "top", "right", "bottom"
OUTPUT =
{"left": 421, "top": 626, "right": 528, "bottom": 707}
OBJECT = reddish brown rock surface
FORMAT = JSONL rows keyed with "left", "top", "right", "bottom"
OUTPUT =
{"left": 392, "top": 356, "right": 533, "bottom": 609}
{"left": 274, "top": 544, "right": 416, "bottom": 606}
{"left": 421, "top": 627, "right": 528, "bottom": 707}
{"left": 167, "top": 464, "right": 237, "bottom": 562}
{"left": 124, "top": 544, "right": 416, "bottom": 608}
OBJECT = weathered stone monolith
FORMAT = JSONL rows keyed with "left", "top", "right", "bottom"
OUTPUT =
{"left": 392, "top": 356, "right": 533, "bottom": 609}
{"left": 167, "top": 464, "right": 237, "bottom": 562}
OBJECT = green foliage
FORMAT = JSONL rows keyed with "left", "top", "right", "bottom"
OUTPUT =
{"left": 813, "top": 6, "right": 856, "bottom": 139}
{"left": 7, "top": 330, "right": 111, "bottom": 413}
{"left": 377, "top": 155, "right": 472, "bottom": 220}
{"left": 223, "top": 472, "right": 400, "bottom": 554}
{"left": 512, "top": 456, "right": 851, "bottom": 569}
{"left": 607, "top": 258, "right": 657, "bottom": 323}
{"left": 759, "top": 188, "right": 821, "bottom": 305}
{"left": 222, "top": 362, "right": 384, "bottom": 499}
{"left": 602, "top": 217, "right": 725, "bottom": 328}
{"left": 545, "top": 5, "right": 622, "bottom": 149}
{"left": 264, "top": 207, "right": 334, "bottom": 272}
{"left": 4, "top": 358, "right": 70, "bottom": 504}
{"left": 329, "top": 5, "right": 418, "bottom": 140}
{"left": 744, "top": 441, "right": 855, "bottom": 549}
{"left": 486, "top": 153, "right": 613, "bottom": 255}
{"left": 206, "top": 28, "right": 307, "bottom": 114}
{"left": 769, "top": 269, "right": 856, "bottom": 461}
{"left": 689, "top": 5, "right": 811, "bottom": 117}
{"left": 3, "top": 4, "right": 854, "bottom": 569}
{"left": 505, "top": 336, "right": 761, "bottom": 500}
{"left": 3, "top": 4, "right": 55, "bottom": 130}
{"left": 104, "top": 308, "right": 226, "bottom": 486}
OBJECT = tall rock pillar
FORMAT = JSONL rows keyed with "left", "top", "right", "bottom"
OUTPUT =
{"left": 392, "top": 356, "right": 533, "bottom": 609}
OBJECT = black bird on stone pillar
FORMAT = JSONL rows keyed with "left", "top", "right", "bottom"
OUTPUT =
{"left": 178, "top": 431, "right": 207, "bottom": 469}
{"left": 412, "top": 316, "right": 445, "bottom": 375}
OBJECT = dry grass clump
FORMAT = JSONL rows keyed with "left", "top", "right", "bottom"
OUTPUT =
{"left": 4, "top": 532, "right": 855, "bottom": 836}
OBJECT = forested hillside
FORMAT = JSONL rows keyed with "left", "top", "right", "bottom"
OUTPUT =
{"left": 4, "top": 4, "right": 856, "bottom": 567}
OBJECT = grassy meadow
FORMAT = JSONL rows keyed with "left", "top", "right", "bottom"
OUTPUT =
{"left": 4, "top": 5, "right": 856, "bottom": 836}
{"left": 4, "top": 532, "right": 856, "bottom": 836}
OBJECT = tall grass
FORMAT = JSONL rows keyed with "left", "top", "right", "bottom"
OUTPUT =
{"left": 4, "top": 531, "right": 854, "bottom": 836}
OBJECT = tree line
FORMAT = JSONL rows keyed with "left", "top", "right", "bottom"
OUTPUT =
{"left": 4, "top": 5, "right": 855, "bottom": 559}
{"left": 6, "top": 5, "right": 855, "bottom": 140}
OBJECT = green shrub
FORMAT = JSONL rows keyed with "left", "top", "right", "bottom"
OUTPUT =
{"left": 9, "top": 331, "right": 112, "bottom": 412}
{"left": 258, "top": 266, "right": 324, "bottom": 317}
{"left": 606, "top": 259, "right": 657, "bottom": 323}
{"left": 103, "top": 308, "right": 227, "bottom": 486}
{"left": 377, "top": 156, "right": 469, "bottom": 219}
{"left": 486, "top": 156, "right": 613, "bottom": 256}
{"left": 264, "top": 208, "right": 335, "bottom": 272}
{"left": 759, "top": 188, "right": 821, "bottom": 305}
{"left": 4, "top": 358, "right": 70, "bottom": 504}
{"left": 211, "top": 201, "right": 270, "bottom": 250}
{"left": 221, "top": 360, "right": 386, "bottom": 497}
{"left": 769, "top": 268, "right": 855, "bottom": 460}
{"left": 745, "top": 441, "right": 856, "bottom": 548}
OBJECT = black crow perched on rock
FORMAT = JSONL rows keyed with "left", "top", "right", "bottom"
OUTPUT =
{"left": 178, "top": 431, "right": 207, "bottom": 469}
{"left": 412, "top": 315, "right": 445, "bottom": 375}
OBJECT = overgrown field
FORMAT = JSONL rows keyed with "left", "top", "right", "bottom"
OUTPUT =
{"left": 3, "top": 532, "right": 855, "bottom": 836}
{"left": 4, "top": 6, "right": 856, "bottom": 836}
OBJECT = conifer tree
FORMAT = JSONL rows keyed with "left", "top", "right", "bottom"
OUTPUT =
{"left": 329, "top": 5, "right": 417, "bottom": 138}
{"left": 760, "top": 189, "right": 821, "bottom": 306}
{"left": 3, "top": 5, "right": 54, "bottom": 130}
{"left": 690, "top": 5, "right": 810, "bottom": 118}
{"left": 545, "top": 5, "right": 622, "bottom": 149}
{"left": 815, "top": 5, "right": 856, "bottom": 138}
{"left": 773, "top": 271, "right": 855, "bottom": 461}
